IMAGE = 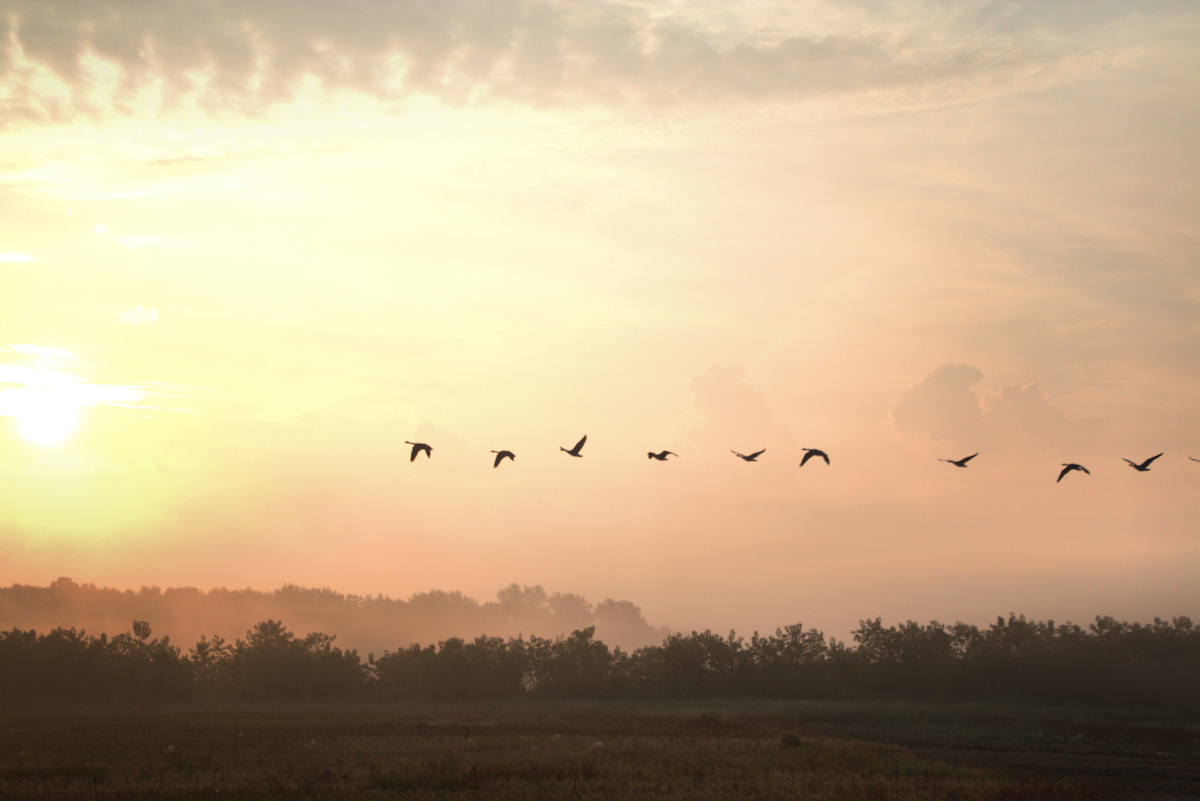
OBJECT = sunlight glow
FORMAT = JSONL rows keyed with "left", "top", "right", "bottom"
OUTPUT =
{"left": 0, "top": 361, "right": 142, "bottom": 446}
{"left": 7, "top": 390, "right": 79, "bottom": 444}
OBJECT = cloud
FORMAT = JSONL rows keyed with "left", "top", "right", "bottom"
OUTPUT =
{"left": 118, "top": 234, "right": 185, "bottom": 249}
{"left": 687, "top": 364, "right": 795, "bottom": 459}
{"left": 891, "top": 363, "right": 1108, "bottom": 453}
{"left": 120, "top": 306, "right": 159, "bottom": 326}
{"left": 982, "top": 381, "right": 1107, "bottom": 451}
{"left": 0, "top": 364, "right": 140, "bottom": 417}
{"left": 1, "top": 345, "right": 207, "bottom": 418}
{"left": 0, "top": 253, "right": 37, "bottom": 262}
{"left": 0, "top": 0, "right": 1137, "bottom": 122}
{"left": 9, "top": 343, "right": 75, "bottom": 360}
{"left": 890, "top": 363, "right": 986, "bottom": 444}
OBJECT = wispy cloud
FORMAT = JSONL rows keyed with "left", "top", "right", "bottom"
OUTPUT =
{"left": 0, "top": 363, "right": 139, "bottom": 418}
{"left": 117, "top": 234, "right": 186, "bottom": 249}
{"left": 2, "top": 0, "right": 1165, "bottom": 123}
{"left": 0, "top": 344, "right": 204, "bottom": 418}
{"left": 10, "top": 343, "right": 74, "bottom": 359}
{"left": 120, "top": 306, "right": 159, "bottom": 326}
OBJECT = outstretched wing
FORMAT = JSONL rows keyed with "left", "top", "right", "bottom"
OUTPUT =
{"left": 748, "top": 449, "right": 765, "bottom": 459}
{"left": 1142, "top": 453, "right": 1163, "bottom": 468}
{"left": 960, "top": 453, "right": 977, "bottom": 464}
{"left": 800, "top": 449, "right": 828, "bottom": 466}
{"left": 1057, "top": 465, "right": 1070, "bottom": 482}
{"left": 574, "top": 435, "right": 587, "bottom": 453}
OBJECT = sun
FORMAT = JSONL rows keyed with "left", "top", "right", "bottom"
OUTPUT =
{"left": 9, "top": 392, "right": 79, "bottom": 445}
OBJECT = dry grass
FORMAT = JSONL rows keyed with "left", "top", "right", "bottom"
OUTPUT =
{"left": 0, "top": 702, "right": 1125, "bottom": 800}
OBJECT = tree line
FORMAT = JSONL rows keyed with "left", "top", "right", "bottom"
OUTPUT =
{"left": 1, "top": 614, "right": 1195, "bottom": 710}
{"left": 0, "top": 578, "right": 669, "bottom": 656}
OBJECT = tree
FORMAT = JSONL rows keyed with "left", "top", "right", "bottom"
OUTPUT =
{"left": 527, "top": 627, "right": 614, "bottom": 698}
{"left": 497, "top": 584, "right": 554, "bottom": 636}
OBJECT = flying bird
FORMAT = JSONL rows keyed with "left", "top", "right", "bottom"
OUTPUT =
{"left": 1057, "top": 463, "right": 1090, "bottom": 482}
{"left": 1123, "top": 453, "right": 1162, "bottom": 472}
{"left": 491, "top": 450, "right": 515, "bottom": 468}
{"left": 939, "top": 453, "right": 978, "bottom": 468}
{"left": 1192, "top": 457, "right": 1200, "bottom": 462}
{"left": 731, "top": 449, "right": 765, "bottom": 462}
{"left": 561, "top": 435, "right": 587, "bottom": 457}
{"left": 647, "top": 450, "right": 677, "bottom": 461}
{"left": 404, "top": 441, "right": 432, "bottom": 462}
{"left": 799, "top": 448, "right": 829, "bottom": 467}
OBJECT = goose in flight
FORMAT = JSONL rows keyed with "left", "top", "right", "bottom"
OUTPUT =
{"left": 1057, "top": 463, "right": 1089, "bottom": 482}
{"left": 939, "top": 453, "right": 977, "bottom": 468}
{"left": 800, "top": 448, "right": 829, "bottom": 467}
{"left": 647, "top": 450, "right": 677, "bottom": 461}
{"left": 404, "top": 441, "right": 432, "bottom": 462}
{"left": 732, "top": 449, "right": 765, "bottom": 462}
{"left": 1123, "top": 453, "right": 1162, "bottom": 472}
{"left": 561, "top": 435, "right": 587, "bottom": 457}
{"left": 491, "top": 450, "right": 515, "bottom": 468}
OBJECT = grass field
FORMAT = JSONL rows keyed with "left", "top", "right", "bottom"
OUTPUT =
{"left": 1, "top": 699, "right": 1193, "bottom": 799}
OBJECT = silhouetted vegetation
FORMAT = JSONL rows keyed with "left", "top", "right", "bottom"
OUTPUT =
{"left": 0, "top": 578, "right": 669, "bottom": 656}
{"left": 1, "top": 612, "right": 1195, "bottom": 709}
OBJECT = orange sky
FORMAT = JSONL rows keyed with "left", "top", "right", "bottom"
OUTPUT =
{"left": 2, "top": 1, "right": 1197, "bottom": 642}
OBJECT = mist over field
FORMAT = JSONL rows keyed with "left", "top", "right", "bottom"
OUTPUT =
{"left": 0, "top": 578, "right": 669, "bottom": 657}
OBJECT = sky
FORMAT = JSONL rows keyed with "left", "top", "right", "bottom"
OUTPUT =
{"left": 1, "top": 0, "right": 1197, "bottom": 643}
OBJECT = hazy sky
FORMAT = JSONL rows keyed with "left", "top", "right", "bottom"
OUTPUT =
{"left": 2, "top": 0, "right": 1197, "bottom": 642}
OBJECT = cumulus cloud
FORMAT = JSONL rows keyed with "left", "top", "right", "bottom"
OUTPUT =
{"left": 687, "top": 364, "right": 795, "bottom": 459}
{"left": 0, "top": 0, "right": 1124, "bottom": 122}
{"left": 982, "top": 381, "right": 1107, "bottom": 451}
{"left": 891, "top": 363, "right": 1107, "bottom": 453}
{"left": 890, "top": 363, "right": 986, "bottom": 444}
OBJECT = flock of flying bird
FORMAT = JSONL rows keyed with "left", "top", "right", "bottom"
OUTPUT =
{"left": 401, "top": 439, "right": 1198, "bottom": 480}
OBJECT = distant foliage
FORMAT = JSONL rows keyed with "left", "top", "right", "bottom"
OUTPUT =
{"left": 0, "top": 620, "right": 191, "bottom": 702}
{"left": 1, "top": 614, "right": 1196, "bottom": 708}
{"left": 0, "top": 578, "right": 670, "bottom": 656}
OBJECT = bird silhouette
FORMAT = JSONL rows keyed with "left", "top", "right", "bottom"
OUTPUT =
{"left": 939, "top": 453, "right": 978, "bottom": 468}
{"left": 1123, "top": 453, "right": 1162, "bottom": 472}
{"left": 1057, "top": 463, "right": 1090, "bottom": 482}
{"left": 561, "top": 435, "right": 587, "bottom": 457}
{"left": 647, "top": 450, "right": 677, "bottom": 461}
{"left": 1192, "top": 457, "right": 1200, "bottom": 462}
{"left": 404, "top": 441, "right": 432, "bottom": 462}
{"left": 491, "top": 450, "right": 515, "bottom": 468}
{"left": 731, "top": 449, "right": 765, "bottom": 462}
{"left": 800, "top": 448, "right": 829, "bottom": 467}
